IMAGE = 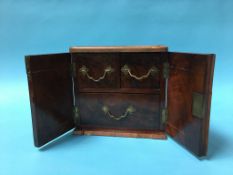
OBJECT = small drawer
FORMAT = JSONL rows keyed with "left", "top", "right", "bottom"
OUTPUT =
{"left": 120, "top": 53, "right": 162, "bottom": 89}
{"left": 78, "top": 93, "right": 161, "bottom": 130}
{"left": 74, "top": 53, "right": 119, "bottom": 89}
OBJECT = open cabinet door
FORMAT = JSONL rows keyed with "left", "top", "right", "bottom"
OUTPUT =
{"left": 166, "top": 52, "right": 215, "bottom": 157}
{"left": 25, "top": 53, "right": 75, "bottom": 147}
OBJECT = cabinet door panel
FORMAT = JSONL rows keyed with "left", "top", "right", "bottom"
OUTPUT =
{"left": 167, "top": 52, "right": 215, "bottom": 157}
{"left": 26, "top": 53, "right": 74, "bottom": 147}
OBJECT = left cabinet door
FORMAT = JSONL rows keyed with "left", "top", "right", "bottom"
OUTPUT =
{"left": 25, "top": 53, "right": 75, "bottom": 147}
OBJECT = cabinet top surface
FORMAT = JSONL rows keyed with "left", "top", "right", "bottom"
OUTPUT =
{"left": 69, "top": 45, "right": 168, "bottom": 53}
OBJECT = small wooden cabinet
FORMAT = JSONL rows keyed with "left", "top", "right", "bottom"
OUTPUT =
{"left": 25, "top": 46, "right": 215, "bottom": 157}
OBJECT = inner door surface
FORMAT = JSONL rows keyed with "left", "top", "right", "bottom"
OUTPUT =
{"left": 26, "top": 53, "right": 74, "bottom": 147}
{"left": 166, "top": 52, "right": 215, "bottom": 157}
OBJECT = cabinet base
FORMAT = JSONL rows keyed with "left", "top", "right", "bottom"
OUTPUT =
{"left": 73, "top": 128, "right": 167, "bottom": 139}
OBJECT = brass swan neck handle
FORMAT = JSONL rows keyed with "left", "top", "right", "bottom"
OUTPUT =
{"left": 102, "top": 105, "right": 135, "bottom": 120}
{"left": 121, "top": 65, "right": 158, "bottom": 81}
{"left": 79, "top": 65, "right": 114, "bottom": 82}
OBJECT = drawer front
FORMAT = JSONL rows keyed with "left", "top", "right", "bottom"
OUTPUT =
{"left": 120, "top": 53, "right": 162, "bottom": 89}
{"left": 74, "top": 53, "right": 119, "bottom": 89}
{"left": 78, "top": 93, "right": 161, "bottom": 130}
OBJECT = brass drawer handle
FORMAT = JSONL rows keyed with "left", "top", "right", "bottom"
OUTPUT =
{"left": 79, "top": 65, "right": 114, "bottom": 82}
{"left": 121, "top": 65, "right": 158, "bottom": 81}
{"left": 102, "top": 105, "right": 135, "bottom": 120}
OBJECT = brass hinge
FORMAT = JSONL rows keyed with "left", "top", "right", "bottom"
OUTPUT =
{"left": 163, "top": 62, "right": 169, "bottom": 79}
{"left": 161, "top": 108, "right": 168, "bottom": 124}
{"left": 192, "top": 92, "right": 205, "bottom": 119}
{"left": 73, "top": 106, "right": 79, "bottom": 125}
{"left": 70, "top": 62, "right": 76, "bottom": 78}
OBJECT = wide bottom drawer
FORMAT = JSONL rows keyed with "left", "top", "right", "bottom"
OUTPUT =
{"left": 77, "top": 93, "right": 161, "bottom": 131}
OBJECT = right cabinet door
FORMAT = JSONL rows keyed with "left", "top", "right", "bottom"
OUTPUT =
{"left": 166, "top": 52, "right": 215, "bottom": 157}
